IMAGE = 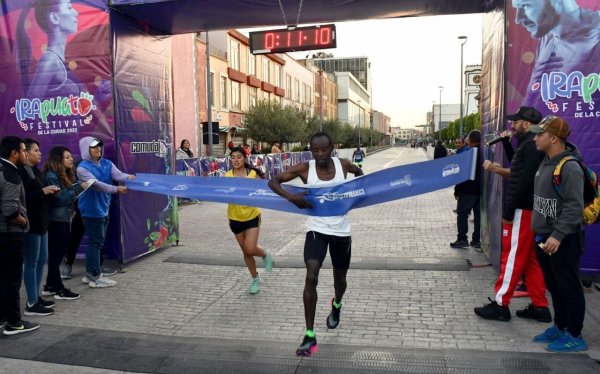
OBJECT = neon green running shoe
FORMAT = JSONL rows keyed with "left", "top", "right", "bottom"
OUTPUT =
{"left": 263, "top": 252, "right": 273, "bottom": 272}
{"left": 249, "top": 276, "right": 260, "bottom": 294}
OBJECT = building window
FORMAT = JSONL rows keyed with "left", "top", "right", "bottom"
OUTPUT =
{"left": 209, "top": 72, "right": 215, "bottom": 108}
{"left": 286, "top": 74, "right": 292, "bottom": 99}
{"left": 249, "top": 87, "right": 257, "bottom": 107}
{"left": 303, "top": 83, "right": 311, "bottom": 106}
{"left": 294, "top": 79, "right": 300, "bottom": 102}
{"left": 229, "top": 39, "right": 240, "bottom": 70}
{"left": 248, "top": 51, "right": 256, "bottom": 76}
{"left": 220, "top": 76, "right": 227, "bottom": 109}
{"left": 231, "top": 81, "right": 241, "bottom": 111}
{"left": 262, "top": 57, "right": 270, "bottom": 83}
{"left": 274, "top": 64, "right": 281, "bottom": 87}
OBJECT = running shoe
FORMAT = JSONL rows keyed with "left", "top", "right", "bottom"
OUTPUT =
{"left": 41, "top": 285, "right": 56, "bottom": 297}
{"left": 263, "top": 252, "right": 273, "bottom": 272}
{"left": 326, "top": 298, "right": 341, "bottom": 329}
{"left": 516, "top": 304, "right": 552, "bottom": 323}
{"left": 37, "top": 297, "right": 55, "bottom": 309}
{"left": 249, "top": 276, "right": 260, "bottom": 294}
{"left": 3, "top": 320, "right": 40, "bottom": 336}
{"left": 450, "top": 239, "right": 469, "bottom": 249}
{"left": 296, "top": 335, "right": 318, "bottom": 356}
{"left": 546, "top": 332, "right": 587, "bottom": 352}
{"left": 101, "top": 267, "right": 118, "bottom": 276}
{"left": 533, "top": 325, "right": 566, "bottom": 343}
{"left": 54, "top": 288, "right": 81, "bottom": 300}
{"left": 474, "top": 298, "right": 511, "bottom": 321}
{"left": 89, "top": 274, "right": 118, "bottom": 288}
{"left": 24, "top": 303, "right": 53, "bottom": 317}
{"left": 61, "top": 264, "right": 73, "bottom": 279}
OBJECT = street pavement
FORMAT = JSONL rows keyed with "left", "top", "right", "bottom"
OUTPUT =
{"left": 1, "top": 146, "right": 599, "bottom": 373}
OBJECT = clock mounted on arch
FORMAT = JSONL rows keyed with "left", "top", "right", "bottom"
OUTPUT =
{"left": 250, "top": 24, "right": 336, "bottom": 55}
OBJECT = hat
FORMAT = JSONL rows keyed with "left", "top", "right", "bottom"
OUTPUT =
{"left": 529, "top": 115, "right": 570, "bottom": 139}
{"left": 506, "top": 106, "right": 542, "bottom": 124}
{"left": 89, "top": 138, "right": 103, "bottom": 148}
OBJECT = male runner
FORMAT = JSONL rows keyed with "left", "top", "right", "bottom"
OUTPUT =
{"left": 268, "top": 132, "right": 363, "bottom": 356}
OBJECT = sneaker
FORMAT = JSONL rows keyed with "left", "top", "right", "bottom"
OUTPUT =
{"left": 41, "top": 285, "right": 56, "bottom": 297}
{"left": 474, "top": 298, "right": 511, "bottom": 321}
{"left": 516, "top": 304, "right": 552, "bottom": 323}
{"left": 263, "top": 252, "right": 273, "bottom": 272}
{"left": 3, "top": 320, "right": 40, "bottom": 336}
{"left": 82, "top": 274, "right": 92, "bottom": 284}
{"left": 24, "top": 303, "right": 54, "bottom": 317}
{"left": 296, "top": 335, "right": 318, "bottom": 356}
{"left": 88, "top": 274, "right": 118, "bottom": 288}
{"left": 37, "top": 297, "right": 55, "bottom": 309}
{"left": 546, "top": 332, "right": 588, "bottom": 352}
{"left": 54, "top": 288, "right": 81, "bottom": 300}
{"left": 249, "top": 276, "right": 260, "bottom": 294}
{"left": 450, "top": 239, "right": 469, "bottom": 249}
{"left": 61, "top": 264, "right": 73, "bottom": 279}
{"left": 326, "top": 298, "right": 341, "bottom": 329}
{"left": 470, "top": 240, "right": 481, "bottom": 249}
{"left": 100, "top": 267, "right": 118, "bottom": 276}
{"left": 533, "top": 325, "right": 567, "bottom": 343}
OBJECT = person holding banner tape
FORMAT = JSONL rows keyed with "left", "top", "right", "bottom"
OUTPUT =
{"left": 268, "top": 132, "right": 364, "bottom": 357}
{"left": 225, "top": 147, "right": 273, "bottom": 295}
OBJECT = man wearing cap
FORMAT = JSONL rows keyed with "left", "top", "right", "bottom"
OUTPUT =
{"left": 77, "top": 137, "right": 135, "bottom": 288}
{"left": 475, "top": 106, "right": 551, "bottom": 323}
{"left": 530, "top": 116, "right": 587, "bottom": 352}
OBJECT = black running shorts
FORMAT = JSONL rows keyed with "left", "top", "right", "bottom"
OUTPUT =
{"left": 229, "top": 215, "right": 261, "bottom": 235}
{"left": 304, "top": 231, "right": 352, "bottom": 270}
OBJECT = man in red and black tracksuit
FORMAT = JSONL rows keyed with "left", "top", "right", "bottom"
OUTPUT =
{"left": 475, "top": 106, "right": 550, "bottom": 322}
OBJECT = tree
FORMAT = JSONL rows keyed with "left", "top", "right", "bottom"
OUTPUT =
{"left": 244, "top": 100, "right": 306, "bottom": 144}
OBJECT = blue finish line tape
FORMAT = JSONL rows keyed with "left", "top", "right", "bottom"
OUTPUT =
{"left": 126, "top": 149, "right": 477, "bottom": 217}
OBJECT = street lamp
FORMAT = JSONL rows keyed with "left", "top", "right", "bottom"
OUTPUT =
{"left": 438, "top": 86, "right": 443, "bottom": 141}
{"left": 357, "top": 100, "right": 362, "bottom": 147}
{"left": 458, "top": 35, "right": 468, "bottom": 137}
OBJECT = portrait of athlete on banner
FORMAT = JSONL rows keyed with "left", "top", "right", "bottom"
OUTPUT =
{"left": 16, "top": 0, "right": 81, "bottom": 99}
{"left": 512, "top": 0, "right": 600, "bottom": 109}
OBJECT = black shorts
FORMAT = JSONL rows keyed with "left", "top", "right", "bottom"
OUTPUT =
{"left": 304, "top": 231, "right": 352, "bottom": 270}
{"left": 229, "top": 215, "right": 261, "bottom": 235}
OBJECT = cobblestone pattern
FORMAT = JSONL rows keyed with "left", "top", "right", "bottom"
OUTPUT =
{"left": 18, "top": 147, "right": 600, "bottom": 360}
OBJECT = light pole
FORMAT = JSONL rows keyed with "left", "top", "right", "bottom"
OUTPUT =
{"left": 438, "top": 86, "right": 443, "bottom": 141}
{"left": 357, "top": 100, "right": 362, "bottom": 147}
{"left": 458, "top": 35, "right": 467, "bottom": 137}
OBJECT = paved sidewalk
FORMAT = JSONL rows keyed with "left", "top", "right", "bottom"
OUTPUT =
{"left": 1, "top": 146, "right": 599, "bottom": 372}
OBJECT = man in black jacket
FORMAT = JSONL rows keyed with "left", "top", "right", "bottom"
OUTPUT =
{"left": 451, "top": 130, "right": 481, "bottom": 249}
{"left": 475, "top": 106, "right": 550, "bottom": 322}
{"left": 0, "top": 136, "right": 39, "bottom": 335}
{"left": 433, "top": 140, "right": 447, "bottom": 159}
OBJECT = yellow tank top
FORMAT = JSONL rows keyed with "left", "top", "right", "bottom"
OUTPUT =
{"left": 225, "top": 169, "right": 261, "bottom": 222}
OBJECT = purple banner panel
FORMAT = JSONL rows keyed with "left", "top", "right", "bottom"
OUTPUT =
{"left": 111, "top": 10, "right": 177, "bottom": 263}
{"left": 506, "top": 0, "right": 600, "bottom": 272}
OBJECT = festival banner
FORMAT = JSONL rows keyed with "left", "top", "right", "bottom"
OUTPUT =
{"left": 128, "top": 149, "right": 477, "bottom": 217}
{"left": 111, "top": 11, "right": 178, "bottom": 263}
{"left": 506, "top": 0, "right": 600, "bottom": 271}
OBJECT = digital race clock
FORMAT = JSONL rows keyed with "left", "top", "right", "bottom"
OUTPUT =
{"left": 249, "top": 24, "right": 336, "bottom": 55}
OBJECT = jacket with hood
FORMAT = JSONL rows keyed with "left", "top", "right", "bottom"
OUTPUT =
{"left": 503, "top": 131, "right": 545, "bottom": 221}
{"left": 0, "top": 158, "right": 29, "bottom": 235}
{"left": 76, "top": 136, "right": 129, "bottom": 218}
{"left": 532, "top": 144, "right": 584, "bottom": 242}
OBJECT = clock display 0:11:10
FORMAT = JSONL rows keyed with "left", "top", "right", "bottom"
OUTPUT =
{"left": 250, "top": 24, "right": 336, "bottom": 54}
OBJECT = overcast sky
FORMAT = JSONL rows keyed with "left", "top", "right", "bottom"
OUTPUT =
{"left": 286, "top": 14, "right": 483, "bottom": 129}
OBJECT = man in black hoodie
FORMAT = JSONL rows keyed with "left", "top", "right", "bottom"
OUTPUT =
{"left": 530, "top": 116, "right": 587, "bottom": 352}
{"left": 474, "top": 106, "right": 550, "bottom": 323}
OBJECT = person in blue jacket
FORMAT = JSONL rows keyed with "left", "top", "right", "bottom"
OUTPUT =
{"left": 76, "top": 137, "right": 134, "bottom": 288}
